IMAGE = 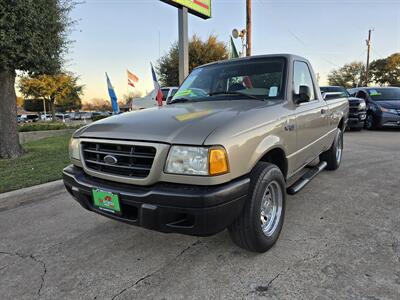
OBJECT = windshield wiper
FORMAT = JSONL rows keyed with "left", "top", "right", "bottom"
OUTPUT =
{"left": 169, "top": 97, "right": 190, "bottom": 104}
{"left": 208, "top": 91, "right": 263, "bottom": 100}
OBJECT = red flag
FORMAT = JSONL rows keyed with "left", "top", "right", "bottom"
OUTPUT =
{"left": 151, "top": 63, "right": 163, "bottom": 106}
{"left": 127, "top": 70, "right": 139, "bottom": 88}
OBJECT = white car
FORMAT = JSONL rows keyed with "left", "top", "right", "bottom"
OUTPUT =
{"left": 40, "top": 114, "right": 53, "bottom": 121}
{"left": 131, "top": 87, "right": 179, "bottom": 111}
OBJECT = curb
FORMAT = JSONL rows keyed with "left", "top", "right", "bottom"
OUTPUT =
{"left": 0, "top": 180, "right": 65, "bottom": 212}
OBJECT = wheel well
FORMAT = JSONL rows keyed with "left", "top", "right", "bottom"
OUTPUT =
{"left": 338, "top": 118, "right": 345, "bottom": 131}
{"left": 259, "top": 148, "right": 288, "bottom": 178}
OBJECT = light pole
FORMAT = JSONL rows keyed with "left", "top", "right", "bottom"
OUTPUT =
{"left": 365, "top": 29, "right": 373, "bottom": 86}
{"left": 178, "top": 6, "right": 189, "bottom": 84}
{"left": 246, "top": 0, "right": 252, "bottom": 56}
{"left": 232, "top": 28, "right": 247, "bottom": 57}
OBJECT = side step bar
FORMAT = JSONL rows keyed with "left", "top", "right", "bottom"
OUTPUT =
{"left": 287, "top": 161, "right": 327, "bottom": 195}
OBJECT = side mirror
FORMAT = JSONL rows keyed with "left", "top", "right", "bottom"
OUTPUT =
{"left": 294, "top": 85, "right": 311, "bottom": 104}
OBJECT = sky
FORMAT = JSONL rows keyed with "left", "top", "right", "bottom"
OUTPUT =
{"left": 67, "top": 0, "right": 400, "bottom": 101}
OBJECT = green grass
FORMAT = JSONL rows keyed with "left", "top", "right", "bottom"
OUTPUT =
{"left": 0, "top": 134, "right": 72, "bottom": 193}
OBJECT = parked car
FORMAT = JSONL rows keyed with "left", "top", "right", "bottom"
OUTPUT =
{"left": 63, "top": 54, "right": 348, "bottom": 253}
{"left": 20, "top": 114, "right": 39, "bottom": 123}
{"left": 320, "top": 86, "right": 366, "bottom": 131}
{"left": 56, "top": 113, "right": 70, "bottom": 122}
{"left": 131, "top": 87, "right": 179, "bottom": 110}
{"left": 348, "top": 87, "right": 400, "bottom": 129}
{"left": 162, "top": 87, "right": 178, "bottom": 104}
{"left": 40, "top": 114, "right": 53, "bottom": 121}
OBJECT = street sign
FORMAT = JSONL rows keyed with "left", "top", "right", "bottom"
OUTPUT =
{"left": 160, "top": 0, "right": 211, "bottom": 19}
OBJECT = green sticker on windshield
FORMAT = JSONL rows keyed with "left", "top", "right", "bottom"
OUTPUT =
{"left": 174, "top": 89, "right": 192, "bottom": 98}
{"left": 369, "top": 89, "right": 381, "bottom": 96}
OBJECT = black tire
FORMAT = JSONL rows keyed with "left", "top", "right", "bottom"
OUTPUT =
{"left": 365, "top": 114, "right": 376, "bottom": 130}
{"left": 320, "top": 128, "right": 343, "bottom": 171}
{"left": 228, "top": 162, "right": 286, "bottom": 253}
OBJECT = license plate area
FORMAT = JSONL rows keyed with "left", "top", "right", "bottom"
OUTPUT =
{"left": 92, "top": 188, "right": 121, "bottom": 215}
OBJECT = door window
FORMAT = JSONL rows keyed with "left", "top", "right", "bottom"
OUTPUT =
{"left": 293, "top": 61, "right": 316, "bottom": 101}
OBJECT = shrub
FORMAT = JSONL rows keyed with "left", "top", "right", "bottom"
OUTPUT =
{"left": 92, "top": 115, "right": 110, "bottom": 122}
{"left": 18, "top": 122, "right": 82, "bottom": 132}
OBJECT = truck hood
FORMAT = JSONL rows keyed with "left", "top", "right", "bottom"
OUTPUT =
{"left": 348, "top": 97, "right": 365, "bottom": 108}
{"left": 78, "top": 100, "right": 268, "bottom": 145}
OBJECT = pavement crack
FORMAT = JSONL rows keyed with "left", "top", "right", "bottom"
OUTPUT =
{"left": 0, "top": 251, "right": 47, "bottom": 298}
{"left": 249, "top": 250, "right": 322, "bottom": 296}
{"left": 111, "top": 239, "right": 202, "bottom": 300}
{"left": 29, "top": 254, "right": 47, "bottom": 297}
{"left": 265, "top": 271, "right": 283, "bottom": 289}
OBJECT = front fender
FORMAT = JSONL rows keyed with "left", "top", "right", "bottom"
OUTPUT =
{"left": 248, "top": 135, "right": 287, "bottom": 174}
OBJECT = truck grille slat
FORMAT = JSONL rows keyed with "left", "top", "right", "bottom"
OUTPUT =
{"left": 85, "top": 160, "right": 152, "bottom": 171}
{"left": 82, "top": 142, "right": 156, "bottom": 178}
{"left": 83, "top": 149, "right": 154, "bottom": 159}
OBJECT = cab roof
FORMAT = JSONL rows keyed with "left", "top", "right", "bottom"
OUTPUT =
{"left": 196, "top": 54, "right": 309, "bottom": 69}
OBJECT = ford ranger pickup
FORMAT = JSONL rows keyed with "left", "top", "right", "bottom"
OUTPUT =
{"left": 63, "top": 54, "right": 349, "bottom": 252}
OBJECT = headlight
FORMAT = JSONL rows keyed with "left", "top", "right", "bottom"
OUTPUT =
{"left": 165, "top": 146, "right": 229, "bottom": 176}
{"left": 358, "top": 101, "right": 366, "bottom": 110}
{"left": 69, "top": 138, "right": 80, "bottom": 160}
{"left": 380, "top": 107, "right": 397, "bottom": 114}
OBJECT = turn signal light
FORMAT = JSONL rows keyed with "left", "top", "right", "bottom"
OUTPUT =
{"left": 209, "top": 147, "right": 229, "bottom": 176}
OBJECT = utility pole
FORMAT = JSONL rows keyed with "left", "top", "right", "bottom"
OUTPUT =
{"left": 365, "top": 29, "right": 372, "bottom": 86}
{"left": 246, "top": 0, "right": 252, "bottom": 56}
{"left": 178, "top": 7, "right": 189, "bottom": 84}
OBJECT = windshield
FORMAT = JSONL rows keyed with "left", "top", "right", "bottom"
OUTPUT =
{"left": 171, "top": 58, "right": 286, "bottom": 102}
{"left": 367, "top": 88, "right": 400, "bottom": 101}
{"left": 320, "top": 86, "right": 349, "bottom": 97}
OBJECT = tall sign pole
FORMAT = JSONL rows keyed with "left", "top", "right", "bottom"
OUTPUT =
{"left": 160, "top": 1, "right": 212, "bottom": 84}
{"left": 178, "top": 7, "right": 189, "bottom": 84}
{"left": 365, "top": 29, "right": 372, "bottom": 86}
{"left": 246, "top": 0, "right": 252, "bottom": 56}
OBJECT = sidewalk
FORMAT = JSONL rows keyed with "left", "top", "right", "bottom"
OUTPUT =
{"left": 0, "top": 180, "right": 65, "bottom": 211}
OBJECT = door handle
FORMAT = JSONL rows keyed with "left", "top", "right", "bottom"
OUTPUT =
{"left": 321, "top": 108, "right": 328, "bottom": 115}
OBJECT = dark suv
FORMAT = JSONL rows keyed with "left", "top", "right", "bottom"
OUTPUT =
{"left": 348, "top": 87, "right": 400, "bottom": 129}
{"left": 320, "top": 86, "right": 366, "bottom": 130}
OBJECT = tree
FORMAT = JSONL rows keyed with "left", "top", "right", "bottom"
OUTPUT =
{"left": 157, "top": 35, "right": 228, "bottom": 86}
{"left": 122, "top": 91, "right": 143, "bottom": 105}
{"left": 57, "top": 87, "right": 82, "bottom": 112}
{"left": 327, "top": 62, "right": 366, "bottom": 88}
{"left": 0, "top": 0, "right": 74, "bottom": 158}
{"left": 16, "top": 96, "right": 24, "bottom": 108}
{"left": 82, "top": 98, "right": 112, "bottom": 111}
{"left": 19, "top": 73, "right": 83, "bottom": 118}
{"left": 370, "top": 53, "right": 400, "bottom": 86}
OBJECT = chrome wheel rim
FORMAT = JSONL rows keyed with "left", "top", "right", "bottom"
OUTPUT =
{"left": 336, "top": 132, "right": 343, "bottom": 164}
{"left": 260, "top": 181, "right": 283, "bottom": 237}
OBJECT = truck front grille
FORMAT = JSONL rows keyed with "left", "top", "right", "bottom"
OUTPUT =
{"left": 81, "top": 142, "right": 156, "bottom": 178}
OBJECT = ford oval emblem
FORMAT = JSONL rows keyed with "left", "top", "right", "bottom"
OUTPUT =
{"left": 104, "top": 155, "right": 118, "bottom": 165}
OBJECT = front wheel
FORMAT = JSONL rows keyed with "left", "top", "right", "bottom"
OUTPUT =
{"left": 228, "top": 162, "right": 286, "bottom": 253}
{"left": 365, "top": 114, "right": 376, "bottom": 130}
{"left": 320, "top": 128, "right": 343, "bottom": 170}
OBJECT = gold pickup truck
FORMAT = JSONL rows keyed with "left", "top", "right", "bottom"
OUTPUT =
{"left": 63, "top": 54, "right": 348, "bottom": 252}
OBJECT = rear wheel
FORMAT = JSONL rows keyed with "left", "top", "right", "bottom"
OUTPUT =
{"left": 228, "top": 162, "right": 286, "bottom": 253}
{"left": 320, "top": 128, "right": 343, "bottom": 170}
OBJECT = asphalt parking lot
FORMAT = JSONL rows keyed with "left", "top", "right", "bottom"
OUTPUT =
{"left": 0, "top": 130, "right": 399, "bottom": 300}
